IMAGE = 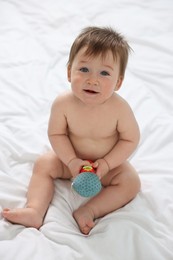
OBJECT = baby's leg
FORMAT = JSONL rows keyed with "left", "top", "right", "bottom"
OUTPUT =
{"left": 73, "top": 161, "right": 140, "bottom": 234}
{"left": 2, "top": 151, "right": 71, "bottom": 228}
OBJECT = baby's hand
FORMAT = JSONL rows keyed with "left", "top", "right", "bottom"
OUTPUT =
{"left": 92, "top": 158, "right": 110, "bottom": 179}
{"left": 67, "top": 158, "right": 91, "bottom": 178}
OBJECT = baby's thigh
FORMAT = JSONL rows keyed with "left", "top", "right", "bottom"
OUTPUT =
{"left": 101, "top": 161, "right": 140, "bottom": 191}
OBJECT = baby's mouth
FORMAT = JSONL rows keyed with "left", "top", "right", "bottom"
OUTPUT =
{"left": 83, "top": 89, "right": 99, "bottom": 94}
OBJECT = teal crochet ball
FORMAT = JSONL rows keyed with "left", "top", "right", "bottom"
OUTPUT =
{"left": 72, "top": 172, "right": 102, "bottom": 197}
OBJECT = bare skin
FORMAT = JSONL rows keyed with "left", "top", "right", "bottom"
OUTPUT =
{"left": 2, "top": 48, "right": 141, "bottom": 234}
{"left": 2, "top": 155, "right": 140, "bottom": 234}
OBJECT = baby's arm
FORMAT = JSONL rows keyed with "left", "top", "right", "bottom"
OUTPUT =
{"left": 48, "top": 95, "right": 90, "bottom": 177}
{"left": 95, "top": 101, "right": 140, "bottom": 178}
{"left": 104, "top": 101, "right": 140, "bottom": 171}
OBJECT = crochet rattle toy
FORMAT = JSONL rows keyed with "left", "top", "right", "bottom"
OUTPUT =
{"left": 72, "top": 162, "right": 102, "bottom": 197}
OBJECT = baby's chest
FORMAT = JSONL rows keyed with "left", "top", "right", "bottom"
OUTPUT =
{"left": 67, "top": 113, "right": 117, "bottom": 138}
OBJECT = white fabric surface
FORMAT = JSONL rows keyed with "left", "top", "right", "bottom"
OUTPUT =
{"left": 0, "top": 0, "right": 173, "bottom": 259}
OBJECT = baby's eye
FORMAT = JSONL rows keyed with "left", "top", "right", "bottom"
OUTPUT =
{"left": 100, "top": 71, "right": 110, "bottom": 76}
{"left": 79, "top": 67, "right": 89, "bottom": 73}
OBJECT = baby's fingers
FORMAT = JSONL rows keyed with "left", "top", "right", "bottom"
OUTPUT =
{"left": 92, "top": 161, "right": 99, "bottom": 168}
{"left": 82, "top": 160, "right": 92, "bottom": 166}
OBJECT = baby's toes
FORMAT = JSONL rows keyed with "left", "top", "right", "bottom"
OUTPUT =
{"left": 81, "top": 219, "right": 95, "bottom": 234}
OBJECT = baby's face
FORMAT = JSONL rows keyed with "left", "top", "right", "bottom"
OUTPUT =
{"left": 68, "top": 47, "right": 122, "bottom": 105}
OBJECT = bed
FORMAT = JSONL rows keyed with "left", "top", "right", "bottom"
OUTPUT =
{"left": 0, "top": 0, "right": 173, "bottom": 259}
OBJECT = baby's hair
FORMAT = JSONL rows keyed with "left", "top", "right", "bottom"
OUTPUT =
{"left": 67, "top": 26, "right": 132, "bottom": 77}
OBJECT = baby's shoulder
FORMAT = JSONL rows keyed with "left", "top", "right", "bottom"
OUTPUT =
{"left": 51, "top": 91, "right": 73, "bottom": 107}
{"left": 111, "top": 93, "right": 134, "bottom": 117}
{"left": 112, "top": 93, "right": 130, "bottom": 108}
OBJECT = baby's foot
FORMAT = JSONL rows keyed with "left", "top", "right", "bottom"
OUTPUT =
{"left": 73, "top": 206, "right": 95, "bottom": 235}
{"left": 2, "top": 208, "right": 43, "bottom": 229}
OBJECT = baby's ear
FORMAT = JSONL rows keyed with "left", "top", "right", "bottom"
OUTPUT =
{"left": 67, "top": 64, "right": 71, "bottom": 82}
{"left": 115, "top": 76, "right": 123, "bottom": 91}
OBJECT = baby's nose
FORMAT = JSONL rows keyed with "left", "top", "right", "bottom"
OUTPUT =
{"left": 87, "top": 76, "right": 98, "bottom": 86}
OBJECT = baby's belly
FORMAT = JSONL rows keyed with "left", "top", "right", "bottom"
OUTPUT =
{"left": 70, "top": 136, "right": 117, "bottom": 161}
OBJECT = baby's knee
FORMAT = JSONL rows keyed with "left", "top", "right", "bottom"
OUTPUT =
{"left": 127, "top": 171, "right": 141, "bottom": 195}
{"left": 120, "top": 166, "right": 141, "bottom": 197}
{"left": 111, "top": 163, "right": 141, "bottom": 195}
{"left": 33, "top": 151, "right": 61, "bottom": 178}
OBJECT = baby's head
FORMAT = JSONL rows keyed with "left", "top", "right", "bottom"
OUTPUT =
{"left": 67, "top": 26, "right": 131, "bottom": 78}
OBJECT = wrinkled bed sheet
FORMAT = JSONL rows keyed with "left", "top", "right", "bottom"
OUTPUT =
{"left": 0, "top": 0, "right": 173, "bottom": 259}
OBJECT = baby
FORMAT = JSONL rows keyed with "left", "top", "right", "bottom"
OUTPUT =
{"left": 2, "top": 26, "right": 141, "bottom": 234}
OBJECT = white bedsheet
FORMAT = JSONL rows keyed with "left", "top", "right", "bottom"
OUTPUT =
{"left": 0, "top": 0, "right": 173, "bottom": 259}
